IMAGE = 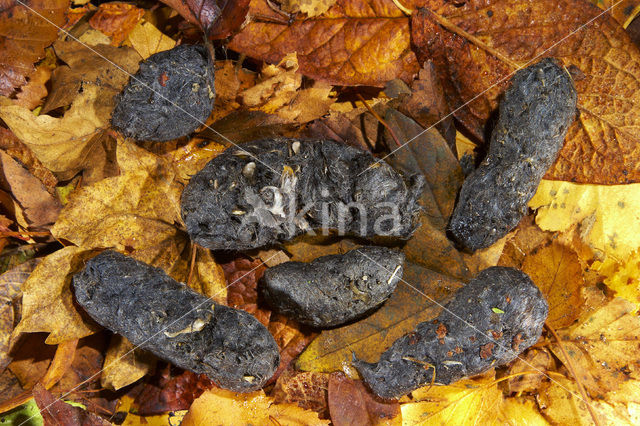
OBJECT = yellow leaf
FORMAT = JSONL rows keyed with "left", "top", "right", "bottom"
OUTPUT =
{"left": 280, "top": 0, "right": 338, "bottom": 17}
{"left": 181, "top": 388, "right": 328, "bottom": 425}
{"left": 592, "top": 251, "right": 640, "bottom": 313}
{"left": 0, "top": 85, "right": 111, "bottom": 178}
{"left": 500, "top": 397, "right": 550, "bottom": 425}
{"left": 101, "top": 335, "right": 155, "bottom": 391}
{"left": 127, "top": 19, "right": 176, "bottom": 59}
{"left": 401, "top": 375, "right": 505, "bottom": 426}
{"left": 553, "top": 298, "right": 640, "bottom": 394}
{"left": 520, "top": 241, "right": 585, "bottom": 328}
{"left": 538, "top": 377, "right": 639, "bottom": 425}
{"left": 13, "top": 247, "right": 100, "bottom": 344}
{"left": 118, "top": 395, "right": 185, "bottom": 426}
{"left": 529, "top": 180, "right": 640, "bottom": 261}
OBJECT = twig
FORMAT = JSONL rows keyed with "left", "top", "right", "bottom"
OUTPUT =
{"left": 356, "top": 94, "right": 402, "bottom": 148}
{"left": 187, "top": 242, "right": 198, "bottom": 287}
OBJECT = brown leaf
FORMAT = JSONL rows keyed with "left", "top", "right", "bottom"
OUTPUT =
{"left": 12, "top": 63, "right": 51, "bottom": 110}
{"left": 0, "top": 128, "right": 57, "bottom": 194}
{"left": 0, "top": 259, "right": 39, "bottom": 372}
{"left": 520, "top": 241, "right": 586, "bottom": 328}
{"left": 160, "top": 0, "right": 250, "bottom": 38}
{"left": 44, "top": 40, "right": 141, "bottom": 114}
{"left": 296, "top": 262, "right": 462, "bottom": 373}
{"left": 273, "top": 367, "right": 332, "bottom": 415}
{"left": 0, "top": 151, "right": 61, "bottom": 228}
{"left": 328, "top": 373, "right": 401, "bottom": 425}
{"left": 88, "top": 2, "right": 145, "bottom": 45}
{"left": 505, "top": 348, "right": 556, "bottom": 394}
{"left": 591, "top": 0, "right": 640, "bottom": 28}
{"left": 281, "top": 0, "right": 338, "bottom": 17}
{"left": 134, "top": 363, "right": 216, "bottom": 416}
{"left": 229, "top": 0, "right": 419, "bottom": 86}
{"left": 0, "top": 0, "right": 68, "bottom": 96}
{"left": 33, "top": 383, "right": 112, "bottom": 426}
{"left": 411, "top": 0, "right": 640, "bottom": 184}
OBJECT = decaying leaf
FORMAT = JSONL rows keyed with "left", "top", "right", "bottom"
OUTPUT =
{"left": 328, "top": 373, "right": 401, "bottom": 425}
{"left": 273, "top": 367, "right": 332, "bottom": 414}
{"left": 591, "top": 0, "right": 640, "bottom": 28}
{"left": 0, "top": 0, "right": 68, "bottom": 96}
{"left": 411, "top": 0, "right": 640, "bottom": 184}
{"left": 505, "top": 348, "right": 556, "bottom": 394}
{"left": 529, "top": 180, "right": 640, "bottom": 261}
{"left": 13, "top": 247, "right": 99, "bottom": 344}
{"left": 297, "top": 262, "right": 461, "bottom": 374}
{"left": 552, "top": 297, "right": 640, "bottom": 395}
{"left": 12, "top": 63, "right": 51, "bottom": 110}
{"left": 159, "top": 0, "right": 250, "bottom": 38}
{"left": 229, "top": 0, "right": 419, "bottom": 86}
{"left": 33, "top": 383, "right": 112, "bottom": 426}
{"left": 181, "top": 387, "right": 329, "bottom": 425}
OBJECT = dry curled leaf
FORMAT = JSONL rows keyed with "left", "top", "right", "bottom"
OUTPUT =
{"left": 229, "top": 0, "right": 419, "bottom": 86}
{"left": 411, "top": 0, "right": 640, "bottom": 184}
{"left": 0, "top": 0, "right": 68, "bottom": 96}
{"left": 160, "top": 0, "right": 250, "bottom": 38}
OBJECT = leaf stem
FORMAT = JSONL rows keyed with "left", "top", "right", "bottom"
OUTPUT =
{"left": 356, "top": 94, "right": 402, "bottom": 148}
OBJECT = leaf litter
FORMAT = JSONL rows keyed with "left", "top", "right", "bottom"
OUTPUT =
{"left": 0, "top": 0, "right": 639, "bottom": 423}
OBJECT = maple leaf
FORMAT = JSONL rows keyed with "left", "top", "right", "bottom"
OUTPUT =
{"left": 229, "top": 0, "right": 419, "bottom": 86}
{"left": 411, "top": 0, "right": 640, "bottom": 184}
{"left": 0, "top": 0, "right": 68, "bottom": 96}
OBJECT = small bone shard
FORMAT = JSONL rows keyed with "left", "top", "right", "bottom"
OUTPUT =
{"left": 72, "top": 251, "right": 279, "bottom": 392}
{"left": 262, "top": 246, "right": 405, "bottom": 328}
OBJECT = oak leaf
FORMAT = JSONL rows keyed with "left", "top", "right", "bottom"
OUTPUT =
{"left": 411, "top": 0, "right": 640, "bottom": 184}
{"left": 0, "top": 0, "right": 68, "bottom": 96}
{"left": 529, "top": 180, "right": 640, "bottom": 261}
{"left": 229, "top": 0, "right": 419, "bottom": 86}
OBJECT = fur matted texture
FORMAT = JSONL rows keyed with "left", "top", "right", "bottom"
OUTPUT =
{"left": 449, "top": 58, "right": 577, "bottom": 251}
{"left": 181, "top": 138, "right": 425, "bottom": 251}
{"left": 73, "top": 251, "right": 279, "bottom": 392}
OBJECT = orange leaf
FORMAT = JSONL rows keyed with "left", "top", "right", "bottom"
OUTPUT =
{"left": 0, "top": 0, "right": 68, "bottom": 96}
{"left": 88, "top": 2, "right": 145, "bottom": 46}
{"left": 411, "top": 0, "right": 640, "bottom": 184}
{"left": 229, "top": 0, "right": 419, "bottom": 86}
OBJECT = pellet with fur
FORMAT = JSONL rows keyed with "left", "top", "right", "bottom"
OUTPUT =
{"left": 181, "top": 138, "right": 425, "bottom": 251}
{"left": 449, "top": 58, "right": 577, "bottom": 251}
{"left": 72, "top": 251, "right": 279, "bottom": 392}
{"left": 262, "top": 247, "right": 404, "bottom": 328}
{"left": 355, "top": 266, "right": 548, "bottom": 399}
